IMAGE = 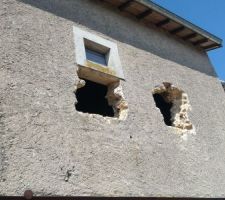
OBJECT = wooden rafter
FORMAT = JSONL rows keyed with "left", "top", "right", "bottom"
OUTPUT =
{"left": 118, "top": 0, "right": 134, "bottom": 11}
{"left": 156, "top": 18, "right": 170, "bottom": 27}
{"left": 169, "top": 26, "right": 185, "bottom": 34}
{"left": 193, "top": 38, "right": 208, "bottom": 46}
{"left": 136, "top": 9, "right": 153, "bottom": 20}
{"left": 182, "top": 33, "right": 198, "bottom": 40}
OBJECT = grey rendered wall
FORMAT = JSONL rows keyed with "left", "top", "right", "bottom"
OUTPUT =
{"left": 222, "top": 82, "right": 225, "bottom": 91}
{"left": 1, "top": 0, "right": 225, "bottom": 197}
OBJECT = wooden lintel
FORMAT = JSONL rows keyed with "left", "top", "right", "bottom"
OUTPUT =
{"left": 156, "top": 18, "right": 170, "bottom": 27}
{"left": 136, "top": 9, "right": 153, "bottom": 20}
{"left": 118, "top": 0, "right": 134, "bottom": 11}
{"left": 182, "top": 33, "right": 198, "bottom": 40}
{"left": 169, "top": 26, "right": 185, "bottom": 34}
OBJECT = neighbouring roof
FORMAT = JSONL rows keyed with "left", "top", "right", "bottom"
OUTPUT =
{"left": 103, "top": 0, "right": 223, "bottom": 51}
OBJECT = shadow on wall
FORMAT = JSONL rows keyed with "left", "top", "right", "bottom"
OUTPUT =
{"left": 18, "top": 0, "right": 217, "bottom": 78}
{"left": 222, "top": 82, "right": 225, "bottom": 91}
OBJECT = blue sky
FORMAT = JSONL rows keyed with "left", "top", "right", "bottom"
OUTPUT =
{"left": 151, "top": 0, "right": 225, "bottom": 81}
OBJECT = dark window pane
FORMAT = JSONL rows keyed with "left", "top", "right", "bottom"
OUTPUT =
{"left": 85, "top": 48, "right": 107, "bottom": 66}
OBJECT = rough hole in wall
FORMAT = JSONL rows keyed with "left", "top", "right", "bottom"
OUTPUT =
{"left": 153, "top": 93, "right": 173, "bottom": 126}
{"left": 152, "top": 82, "right": 193, "bottom": 131}
{"left": 75, "top": 79, "right": 114, "bottom": 117}
{"left": 74, "top": 78, "right": 128, "bottom": 120}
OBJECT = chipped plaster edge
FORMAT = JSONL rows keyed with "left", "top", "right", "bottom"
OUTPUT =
{"left": 152, "top": 82, "right": 195, "bottom": 136}
{"left": 74, "top": 79, "right": 128, "bottom": 121}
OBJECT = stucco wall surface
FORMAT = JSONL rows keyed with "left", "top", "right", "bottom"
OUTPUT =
{"left": 222, "top": 82, "right": 225, "bottom": 91}
{"left": 1, "top": 0, "right": 225, "bottom": 197}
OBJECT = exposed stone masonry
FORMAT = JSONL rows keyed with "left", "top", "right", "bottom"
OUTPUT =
{"left": 106, "top": 81, "right": 128, "bottom": 120}
{"left": 74, "top": 79, "right": 128, "bottom": 120}
{"left": 153, "top": 82, "right": 193, "bottom": 133}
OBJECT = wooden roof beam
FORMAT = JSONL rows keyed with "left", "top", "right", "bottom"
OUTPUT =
{"left": 204, "top": 44, "right": 219, "bottom": 50}
{"left": 193, "top": 38, "right": 208, "bottom": 46}
{"left": 156, "top": 18, "right": 170, "bottom": 27}
{"left": 118, "top": 0, "right": 134, "bottom": 11}
{"left": 169, "top": 26, "right": 185, "bottom": 34}
{"left": 136, "top": 9, "right": 153, "bottom": 20}
{"left": 182, "top": 32, "right": 198, "bottom": 41}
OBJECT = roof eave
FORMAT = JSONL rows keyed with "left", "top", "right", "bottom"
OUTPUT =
{"left": 103, "top": 0, "right": 223, "bottom": 51}
{"left": 138, "top": 0, "right": 223, "bottom": 48}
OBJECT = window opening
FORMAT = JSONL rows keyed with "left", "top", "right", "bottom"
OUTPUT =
{"left": 73, "top": 27, "right": 128, "bottom": 120}
{"left": 74, "top": 26, "right": 125, "bottom": 80}
{"left": 85, "top": 48, "right": 107, "bottom": 66}
{"left": 84, "top": 38, "right": 109, "bottom": 66}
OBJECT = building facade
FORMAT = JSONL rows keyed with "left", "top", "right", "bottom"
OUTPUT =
{"left": 1, "top": 0, "right": 225, "bottom": 197}
{"left": 222, "top": 82, "right": 225, "bottom": 91}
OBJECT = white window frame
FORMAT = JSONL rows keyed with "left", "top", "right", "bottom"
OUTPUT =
{"left": 73, "top": 26, "right": 125, "bottom": 80}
